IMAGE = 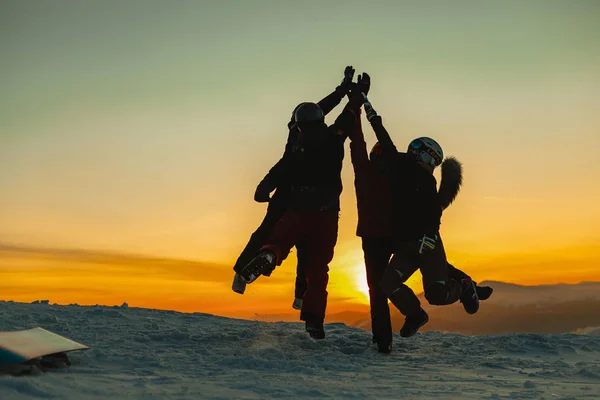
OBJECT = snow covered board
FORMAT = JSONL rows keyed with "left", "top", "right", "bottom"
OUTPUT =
{"left": 0, "top": 327, "right": 89, "bottom": 366}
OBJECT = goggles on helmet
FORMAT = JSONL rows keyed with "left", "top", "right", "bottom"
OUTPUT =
{"left": 408, "top": 139, "right": 442, "bottom": 167}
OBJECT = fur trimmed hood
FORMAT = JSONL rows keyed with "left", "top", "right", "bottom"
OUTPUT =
{"left": 438, "top": 156, "right": 463, "bottom": 210}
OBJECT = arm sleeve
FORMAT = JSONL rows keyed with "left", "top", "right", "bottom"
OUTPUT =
{"left": 369, "top": 115, "right": 398, "bottom": 154}
{"left": 349, "top": 111, "right": 369, "bottom": 173}
{"left": 259, "top": 128, "right": 297, "bottom": 188}
{"left": 317, "top": 88, "right": 346, "bottom": 116}
{"left": 329, "top": 104, "right": 359, "bottom": 141}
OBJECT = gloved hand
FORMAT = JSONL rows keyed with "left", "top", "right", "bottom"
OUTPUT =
{"left": 348, "top": 73, "right": 371, "bottom": 108}
{"left": 362, "top": 94, "right": 378, "bottom": 121}
{"left": 418, "top": 233, "right": 438, "bottom": 254}
{"left": 347, "top": 87, "right": 364, "bottom": 109}
{"left": 355, "top": 72, "right": 370, "bottom": 96}
{"left": 337, "top": 65, "right": 355, "bottom": 95}
{"left": 254, "top": 179, "right": 275, "bottom": 203}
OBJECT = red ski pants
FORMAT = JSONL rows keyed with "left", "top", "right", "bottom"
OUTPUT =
{"left": 261, "top": 210, "right": 339, "bottom": 321}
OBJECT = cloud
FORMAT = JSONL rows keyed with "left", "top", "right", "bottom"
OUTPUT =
{"left": 483, "top": 196, "right": 544, "bottom": 203}
{"left": 0, "top": 242, "right": 303, "bottom": 288}
{"left": 0, "top": 242, "right": 235, "bottom": 283}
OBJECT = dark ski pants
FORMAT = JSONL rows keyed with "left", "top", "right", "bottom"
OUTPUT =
{"left": 294, "top": 248, "right": 308, "bottom": 299}
{"left": 261, "top": 210, "right": 339, "bottom": 322}
{"left": 380, "top": 236, "right": 463, "bottom": 317}
{"left": 361, "top": 237, "right": 393, "bottom": 346}
{"left": 233, "top": 204, "right": 308, "bottom": 298}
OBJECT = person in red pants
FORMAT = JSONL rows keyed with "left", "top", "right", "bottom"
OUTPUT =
{"left": 231, "top": 67, "right": 357, "bottom": 314}
{"left": 238, "top": 84, "right": 366, "bottom": 339}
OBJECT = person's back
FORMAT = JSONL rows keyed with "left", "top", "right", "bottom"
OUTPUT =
{"left": 278, "top": 102, "right": 349, "bottom": 212}
{"left": 285, "top": 129, "right": 345, "bottom": 211}
{"left": 351, "top": 140, "right": 393, "bottom": 238}
{"left": 287, "top": 134, "right": 344, "bottom": 185}
{"left": 231, "top": 65, "right": 357, "bottom": 304}
{"left": 389, "top": 152, "right": 442, "bottom": 240}
{"left": 238, "top": 99, "right": 360, "bottom": 340}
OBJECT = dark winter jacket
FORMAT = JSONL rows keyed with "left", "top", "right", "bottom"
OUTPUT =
{"left": 263, "top": 104, "right": 358, "bottom": 212}
{"left": 348, "top": 110, "right": 393, "bottom": 238}
{"left": 368, "top": 116, "right": 442, "bottom": 240}
{"left": 258, "top": 88, "right": 348, "bottom": 211}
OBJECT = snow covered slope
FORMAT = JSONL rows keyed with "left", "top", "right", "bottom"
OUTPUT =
{"left": 1, "top": 301, "right": 599, "bottom": 399}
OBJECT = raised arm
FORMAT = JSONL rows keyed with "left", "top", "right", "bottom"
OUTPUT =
{"left": 315, "top": 89, "right": 345, "bottom": 117}
{"left": 287, "top": 66, "right": 355, "bottom": 129}
{"left": 348, "top": 108, "right": 370, "bottom": 172}
{"left": 327, "top": 72, "right": 370, "bottom": 140}
{"left": 318, "top": 65, "right": 355, "bottom": 116}
{"left": 328, "top": 103, "right": 359, "bottom": 140}
{"left": 363, "top": 95, "right": 398, "bottom": 155}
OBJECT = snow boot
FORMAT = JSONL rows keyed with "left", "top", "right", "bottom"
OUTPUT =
{"left": 239, "top": 250, "right": 276, "bottom": 283}
{"left": 305, "top": 318, "right": 325, "bottom": 340}
{"left": 460, "top": 278, "right": 480, "bottom": 314}
{"left": 377, "top": 340, "right": 393, "bottom": 354}
{"left": 231, "top": 273, "right": 247, "bottom": 294}
{"left": 400, "top": 308, "right": 429, "bottom": 338}
{"left": 475, "top": 285, "right": 493, "bottom": 301}
{"left": 292, "top": 297, "right": 303, "bottom": 311}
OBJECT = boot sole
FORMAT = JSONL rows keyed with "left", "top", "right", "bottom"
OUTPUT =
{"left": 476, "top": 287, "right": 494, "bottom": 301}
{"left": 231, "top": 276, "right": 247, "bottom": 294}
{"left": 307, "top": 330, "right": 325, "bottom": 340}
{"left": 232, "top": 287, "right": 245, "bottom": 295}
{"left": 292, "top": 298, "right": 303, "bottom": 310}
{"left": 377, "top": 343, "right": 393, "bottom": 354}
{"left": 240, "top": 256, "right": 273, "bottom": 283}
{"left": 461, "top": 281, "right": 480, "bottom": 314}
{"left": 400, "top": 315, "right": 429, "bottom": 338}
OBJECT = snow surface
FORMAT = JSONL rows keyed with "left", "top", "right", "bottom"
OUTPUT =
{"left": 1, "top": 301, "right": 600, "bottom": 400}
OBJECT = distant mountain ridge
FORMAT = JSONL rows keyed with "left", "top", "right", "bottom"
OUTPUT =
{"left": 474, "top": 280, "right": 600, "bottom": 305}
{"left": 314, "top": 281, "right": 600, "bottom": 335}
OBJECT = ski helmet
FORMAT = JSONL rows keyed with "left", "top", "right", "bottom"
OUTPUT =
{"left": 369, "top": 142, "right": 384, "bottom": 162}
{"left": 293, "top": 102, "right": 325, "bottom": 127}
{"left": 407, "top": 137, "right": 443, "bottom": 168}
{"left": 291, "top": 102, "right": 310, "bottom": 121}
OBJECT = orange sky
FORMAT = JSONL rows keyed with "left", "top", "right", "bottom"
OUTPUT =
{"left": 1, "top": 1, "right": 600, "bottom": 320}
{"left": 0, "top": 243, "right": 377, "bottom": 319}
{"left": 1, "top": 240, "right": 599, "bottom": 322}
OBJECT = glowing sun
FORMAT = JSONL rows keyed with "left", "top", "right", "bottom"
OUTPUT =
{"left": 354, "top": 266, "right": 370, "bottom": 302}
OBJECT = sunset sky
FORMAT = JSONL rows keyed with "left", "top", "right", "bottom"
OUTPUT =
{"left": 1, "top": 1, "right": 600, "bottom": 320}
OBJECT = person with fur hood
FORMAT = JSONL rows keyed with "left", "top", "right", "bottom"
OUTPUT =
{"left": 357, "top": 76, "right": 492, "bottom": 338}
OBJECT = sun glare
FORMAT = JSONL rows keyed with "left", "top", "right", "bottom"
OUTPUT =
{"left": 350, "top": 261, "right": 425, "bottom": 305}
{"left": 354, "top": 265, "right": 370, "bottom": 303}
